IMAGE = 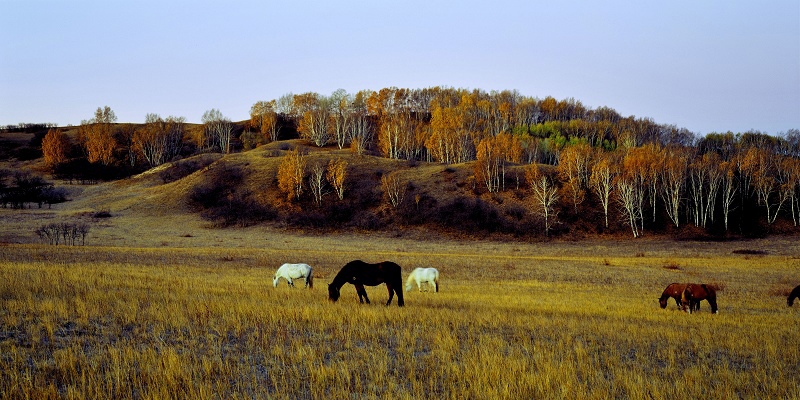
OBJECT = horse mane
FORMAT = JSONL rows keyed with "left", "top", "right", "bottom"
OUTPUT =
{"left": 329, "top": 260, "right": 357, "bottom": 290}
{"left": 405, "top": 268, "right": 418, "bottom": 286}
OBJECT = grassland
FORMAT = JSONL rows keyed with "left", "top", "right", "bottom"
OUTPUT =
{"left": 1, "top": 234, "right": 799, "bottom": 399}
{"left": 1, "top": 144, "right": 799, "bottom": 398}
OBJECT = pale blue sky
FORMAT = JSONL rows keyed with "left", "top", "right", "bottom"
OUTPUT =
{"left": 1, "top": 0, "right": 798, "bottom": 135}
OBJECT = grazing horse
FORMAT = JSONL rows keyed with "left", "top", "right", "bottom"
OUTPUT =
{"left": 681, "top": 284, "right": 718, "bottom": 314}
{"left": 328, "top": 260, "right": 404, "bottom": 307}
{"left": 659, "top": 283, "right": 692, "bottom": 310}
{"left": 405, "top": 267, "right": 440, "bottom": 292}
{"left": 789, "top": 285, "right": 800, "bottom": 307}
{"left": 273, "top": 263, "right": 314, "bottom": 289}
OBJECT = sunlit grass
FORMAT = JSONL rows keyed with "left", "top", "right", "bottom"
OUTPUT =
{"left": 1, "top": 242, "right": 798, "bottom": 399}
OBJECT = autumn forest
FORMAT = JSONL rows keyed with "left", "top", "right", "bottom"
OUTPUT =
{"left": 6, "top": 86, "right": 800, "bottom": 239}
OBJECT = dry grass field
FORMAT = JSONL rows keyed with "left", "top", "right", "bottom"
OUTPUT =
{"left": 1, "top": 149, "right": 799, "bottom": 399}
{"left": 2, "top": 228, "right": 799, "bottom": 399}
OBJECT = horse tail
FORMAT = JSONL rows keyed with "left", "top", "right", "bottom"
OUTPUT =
{"left": 393, "top": 263, "right": 405, "bottom": 307}
{"left": 789, "top": 285, "right": 800, "bottom": 307}
{"left": 307, "top": 268, "right": 314, "bottom": 289}
{"left": 703, "top": 284, "right": 719, "bottom": 314}
{"left": 681, "top": 285, "right": 693, "bottom": 313}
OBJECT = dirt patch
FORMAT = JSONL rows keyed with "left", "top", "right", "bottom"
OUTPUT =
{"left": 732, "top": 249, "right": 768, "bottom": 255}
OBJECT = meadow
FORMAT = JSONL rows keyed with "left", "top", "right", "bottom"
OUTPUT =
{"left": 1, "top": 235, "right": 799, "bottom": 399}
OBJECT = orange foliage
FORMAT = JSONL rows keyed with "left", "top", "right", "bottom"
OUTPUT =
{"left": 41, "top": 128, "right": 70, "bottom": 168}
{"left": 277, "top": 149, "right": 306, "bottom": 201}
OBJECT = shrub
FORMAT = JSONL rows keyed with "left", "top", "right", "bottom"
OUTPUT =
{"left": 35, "top": 222, "right": 90, "bottom": 245}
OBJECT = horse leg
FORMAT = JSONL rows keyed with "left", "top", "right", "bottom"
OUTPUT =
{"left": 355, "top": 284, "right": 370, "bottom": 304}
{"left": 385, "top": 284, "right": 395, "bottom": 306}
{"left": 287, "top": 278, "right": 294, "bottom": 288}
{"left": 396, "top": 284, "right": 404, "bottom": 307}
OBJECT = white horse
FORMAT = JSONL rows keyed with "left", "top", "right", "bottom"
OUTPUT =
{"left": 405, "top": 267, "right": 440, "bottom": 292}
{"left": 273, "top": 263, "right": 314, "bottom": 289}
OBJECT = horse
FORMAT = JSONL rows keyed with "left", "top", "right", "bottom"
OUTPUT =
{"left": 273, "top": 263, "right": 314, "bottom": 289}
{"left": 658, "top": 283, "right": 692, "bottom": 310}
{"left": 405, "top": 267, "right": 440, "bottom": 292}
{"left": 788, "top": 285, "right": 800, "bottom": 307}
{"left": 328, "top": 260, "right": 404, "bottom": 307}
{"left": 681, "top": 283, "right": 718, "bottom": 314}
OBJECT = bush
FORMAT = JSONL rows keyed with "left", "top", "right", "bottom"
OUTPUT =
{"left": 35, "top": 222, "right": 90, "bottom": 245}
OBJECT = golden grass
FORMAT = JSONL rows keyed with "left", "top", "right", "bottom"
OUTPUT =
{"left": 1, "top": 240, "right": 799, "bottom": 399}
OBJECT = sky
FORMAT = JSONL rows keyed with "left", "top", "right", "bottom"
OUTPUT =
{"left": 1, "top": 0, "right": 799, "bottom": 136}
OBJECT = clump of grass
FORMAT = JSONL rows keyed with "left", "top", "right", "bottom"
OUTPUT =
{"left": 707, "top": 280, "right": 726, "bottom": 292}
{"left": 662, "top": 260, "right": 681, "bottom": 270}
{"left": 93, "top": 210, "right": 112, "bottom": 218}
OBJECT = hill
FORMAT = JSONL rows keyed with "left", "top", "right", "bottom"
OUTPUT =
{"left": 2, "top": 127, "right": 799, "bottom": 246}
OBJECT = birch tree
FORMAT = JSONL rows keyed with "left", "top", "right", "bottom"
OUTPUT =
{"left": 526, "top": 164, "right": 559, "bottom": 236}
{"left": 659, "top": 146, "right": 688, "bottom": 228}
{"left": 557, "top": 142, "right": 592, "bottom": 213}
{"left": 42, "top": 128, "right": 70, "bottom": 168}
{"left": 295, "top": 93, "right": 332, "bottom": 147}
{"left": 590, "top": 151, "right": 618, "bottom": 228}
{"left": 741, "top": 147, "right": 787, "bottom": 224}
{"left": 326, "top": 158, "right": 347, "bottom": 200}
{"left": 382, "top": 171, "right": 406, "bottom": 208}
{"left": 202, "top": 109, "right": 233, "bottom": 153}
{"left": 719, "top": 160, "right": 738, "bottom": 231}
{"left": 277, "top": 149, "right": 306, "bottom": 201}
{"left": 308, "top": 161, "right": 327, "bottom": 205}
{"left": 250, "top": 100, "right": 280, "bottom": 142}
{"left": 80, "top": 106, "right": 117, "bottom": 165}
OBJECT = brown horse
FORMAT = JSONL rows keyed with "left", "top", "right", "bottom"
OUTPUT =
{"left": 681, "top": 284, "right": 718, "bottom": 314}
{"left": 328, "top": 260, "right": 404, "bottom": 307}
{"left": 788, "top": 285, "right": 800, "bottom": 307}
{"left": 658, "top": 283, "right": 694, "bottom": 310}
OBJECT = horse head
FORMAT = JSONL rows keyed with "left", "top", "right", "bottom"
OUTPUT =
{"left": 658, "top": 296, "right": 668, "bottom": 309}
{"left": 328, "top": 284, "right": 340, "bottom": 302}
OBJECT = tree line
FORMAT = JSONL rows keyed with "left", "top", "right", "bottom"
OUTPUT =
{"left": 0, "top": 170, "right": 67, "bottom": 209}
{"left": 34, "top": 87, "right": 800, "bottom": 237}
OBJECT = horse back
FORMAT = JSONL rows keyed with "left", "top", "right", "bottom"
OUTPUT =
{"left": 701, "top": 284, "right": 716, "bottom": 299}
{"left": 341, "top": 260, "right": 402, "bottom": 286}
{"left": 663, "top": 283, "right": 687, "bottom": 298}
{"left": 685, "top": 283, "right": 715, "bottom": 300}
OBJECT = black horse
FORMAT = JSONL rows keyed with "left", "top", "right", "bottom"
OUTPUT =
{"left": 788, "top": 285, "right": 800, "bottom": 307}
{"left": 328, "top": 260, "right": 404, "bottom": 307}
